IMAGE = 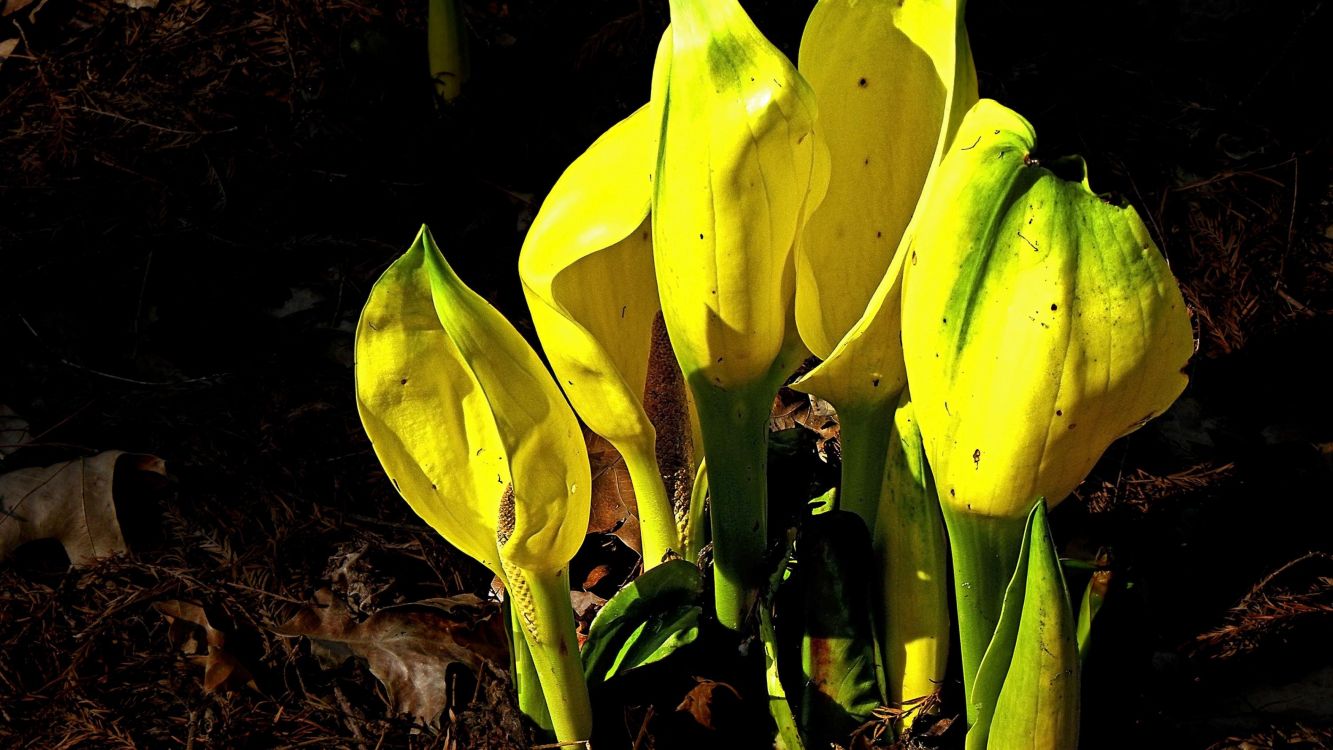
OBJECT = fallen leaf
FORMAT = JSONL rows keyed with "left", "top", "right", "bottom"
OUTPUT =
{"left": 1, "top": 0, "right": 35, "bottom": 17}
{"left": 923, "top": 714, "right": 957, "bottom": 737}
{"left": 153, "top": 600, "right": 256, "bottom": 692}
{"left": 273, "top": 589, "right": 507, "bottom": 726}
{"left": 0, "top": 450, "right": 166, "bottom": 566}
{"left": 570, "top": 589, "right": 606, "bottom": 643}
{"left": 585, "top": 430, "right": 643, "bottom": 556}
{"left": 0, "top": 39, "right": 17, "bottom": 73}
{"left": 582, "top": 563, "right": 613, "bottom": 591}
{"left": 770, "top": 388, "right": 840, "bottom": 459}
{"left": 675, "top": 676, "right": 741, "bottom": 730}
{"left": 0, "top": 404, "right": 30, "bottom": 459}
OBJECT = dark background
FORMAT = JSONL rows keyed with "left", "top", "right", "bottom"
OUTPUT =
{"left": 1, "top": 1, "right": 1331, "bottom": 748}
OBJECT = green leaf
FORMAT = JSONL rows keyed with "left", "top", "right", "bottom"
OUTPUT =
{"left": 762, "top": 549, "right": 806, "bottom": 750}
{"left": 603, "top": 604, "right": 701, "bottom": 681}
{"left": 1076, "top": 551, "right": 1111, "bottom": 664}
{"left": 795, "top": 510, "right": 883, "bottom": 744}
{"left": 966, "top": 502, "right": 1080, "bottom": 750}
{"left": 581, "top": 560, "right": 705, "bottom": 684}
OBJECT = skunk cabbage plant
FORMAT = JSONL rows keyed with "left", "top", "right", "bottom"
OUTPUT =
{"left": 356, "top": 227, "right": 594, "bottom": 744}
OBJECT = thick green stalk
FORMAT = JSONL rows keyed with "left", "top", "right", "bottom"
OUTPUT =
{"left": 426, "top": 0, "right": 467, "bottom": 102}
{"left": 621, "top": 441, "right": 683, "bottom": 569}
{"left": 506, "top": 599, "right": 553, "bottom": 737}
{"left": 835, "top": 402, "right": 896, "bottom": 528}
{"left": 940, "top": 506, "right": 1027, "bottom": 725}
{"left": 691, "top": 380, "right": 774, "bottom": 632}
{"left": 508, "top": 565, "right": 593, "bottom": 744}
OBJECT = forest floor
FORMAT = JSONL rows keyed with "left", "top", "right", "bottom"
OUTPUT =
{"left": 1, "top": 1, "right": 1331, "bottom": 748}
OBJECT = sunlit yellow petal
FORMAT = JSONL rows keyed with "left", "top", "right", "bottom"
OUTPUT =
{"left": 519, "top": 104, "right": 659, "bottom": 448}
{"left": 796, "top": 0, "right": 977, "bottom": 360}
{"left": 354, "top": 228, "right": 510, "bottom": 574}
{"left": 653, "top": 0, "right": 829, "bottom": 390}
{"left": 902, "top": 100, "right": 1194, "bottom": 520}
{"left": 422, "top": 230, "right": 592, "bottom": 569}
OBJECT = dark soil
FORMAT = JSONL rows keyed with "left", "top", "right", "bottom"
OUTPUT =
{"left": 2, "top": 1, "right": 1330, "bottom": 748}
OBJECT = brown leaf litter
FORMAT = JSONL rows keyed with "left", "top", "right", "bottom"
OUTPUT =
{"left": 273, "top": 587, "right": 508, "bottom": 727}
{"left": 586, "top": 430, "right": 644, "bottom": 558}
{"left": 153, "top": 599, "right": 257, "bottom": 693}
{"left": 1082, "top": 461, "right": 1236, "bottom": 514}
{"left": 675, "top": 676, "right": 742, "bottom": 731}
{"left": 0, "top": 450, "right": 166, "bottom": 566}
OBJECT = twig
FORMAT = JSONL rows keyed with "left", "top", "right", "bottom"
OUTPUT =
{"left": 1283, "top": 155, "right": 1298, "bottom": 278}
{"left": 29, "top": 400, "right": 96, "bottom": 442}
{"left": 75, "top": 106, "right": 237, "bottom": 136}
{"left": 18, "top": 314, "right": 225, "bottom": 386}
{"left": 1171, "top": 156, "right": 1297, "bottom": 193}
{"left": 629, "top": 705, "right": 655, "bottom": 750}
{"left": 222, "top": 582, "right": 314, "bottom": 608}
{"left": 1236, "top": 551, "right": 1332, "bottom": 610}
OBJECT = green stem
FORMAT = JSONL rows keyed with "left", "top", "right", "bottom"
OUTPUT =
{"left": 506, "top": 599, "right": 553, "bottom": 738}
{"left": 835, "top": 402, "right": 896, "bottom": 529}
{"left": 691, "top": 379, "right": 773, "bottom": 632}
{"left": 940, "top": 506, "right": 1027, "bottom": 725}
{"left": 760, "top": 555, "right": 806, "bottom": 750}
{"left": 684, "top": 459, "right": 709, "bottom": 562}
{"left": 621, "top": 443, "right": 682, "bottom": 570}
{"left": 510, "top": 565, "right": 593, "bottom": 745}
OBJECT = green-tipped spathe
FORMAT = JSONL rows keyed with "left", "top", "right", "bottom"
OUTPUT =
{"left": 356, "top": 227, "right": 593, "bottom": 743}
{"left": 652, "top": 0, "right": 829, "bottom": 630}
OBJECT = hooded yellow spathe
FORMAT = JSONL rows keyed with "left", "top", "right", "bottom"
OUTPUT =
{"left": 653, "top": 0, "right": 828, "bottom": 391}
{"left": 902, "top": 99, "right": 1193, "bottom": 520}
{"left": 651, "top": 0, "right": 828, "bottom": 629}
{"left": 790, "top": 0, "right": 975, "bottom": 529}
{"left": 518, "top": 99, "right": 687, "bottom": 567}
{"left": 357, "top": 226, "right": 591, "bottom": 572}
{"left": 356, "top": 227, "right": 593, "bottom": 742}
{"left": 795, "top": 0, "right": 977, "bottom": 361}
{"left": 519, "top": 104, "right": 658, "bottom": 450}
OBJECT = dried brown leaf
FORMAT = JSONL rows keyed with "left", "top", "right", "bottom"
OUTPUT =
{"left": 152, "top": 600, "right": 257, "bottom": 693}
{"left": 570, "top": 590, "right": 606, "bottom": 647}
{"left": 1, "top": 0, "right": 35, "bottom": 17}
{"left": 0, "top": 450, "right": 166, "bottom": 566}
{"left": 273, "top": 589, "right": 507, "bottom": 726}
{"left": 675, "top": 677, "right": 741, "bottom": 730}
{"left": 770, "top": 388, "right": 840, "bottom": 458}
{"left": 582, "top": 564, "right": 612, "bottom": 591}
{"left": 586, "top": 430, "right": 643, "bottom": 556}
{"left": 922, "top": 714, "right": 957, "bottom": 737}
